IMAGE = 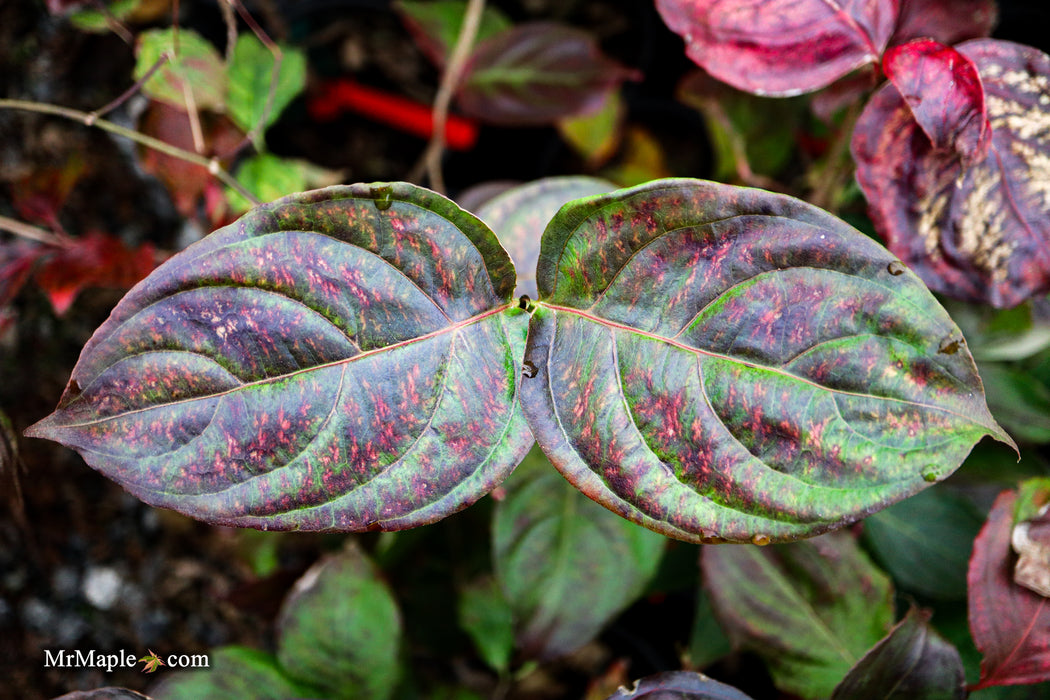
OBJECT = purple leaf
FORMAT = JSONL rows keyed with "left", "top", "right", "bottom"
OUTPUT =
{"left": 606, "top": 670, "right": 755, "bottom": 699}
{"left": 892, "top": 0, "right": 997, "bottom": 46}
{"left": 25, "top": 183, "right": 533, "bottom": 532}
{"left": 520, "top": 178, "right": 1012, "bottom": 544}
{"left": 969, "top": 489, "right": 1050, "bottom": 690}
{"left": 831, "top": 607, "right": 966, "bottom": 699}
{"left": 458, "top": 22, "right": 639, "bottom": 126}
{"left": 882, "top": 39, "right": 989, "bottom": 164}
{"left": 853, "top": 39, "right": 1050, "bottom": 308}
{"left": 654, "top": 0, "right": 900, "bottom": 96}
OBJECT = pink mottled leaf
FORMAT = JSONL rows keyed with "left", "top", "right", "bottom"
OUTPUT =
{"left": 853, "top": 39, "right": 1050, "bottom": 308}
{"left": 458, "top": 23, "right": 639, "bottom": 126}
{"left": 969, "top": 488, "right": 1050, "bottom": 690}
{"left": 882, "top": 39, "right": 989, "bottom": 164}
{"left": 654, "top": 0, "right": 899, "bottom": 96}
{"left": 520, "top": 178, "right": 1012, "bottom": 544}
{"left": 25, "top": 183, "right": 533, "bottom": 532}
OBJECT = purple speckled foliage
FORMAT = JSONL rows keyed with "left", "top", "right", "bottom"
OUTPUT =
{"left": 520, "top": 179, "right": 1011, "bottom": 544}
{"left": 26, "top": 183, "right": 533, "bottom": 532}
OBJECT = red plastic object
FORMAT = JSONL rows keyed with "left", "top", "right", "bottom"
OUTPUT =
{"left": 308, "top": 79, "right": 479, "bottom": 151}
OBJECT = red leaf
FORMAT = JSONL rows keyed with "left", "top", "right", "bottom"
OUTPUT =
{"left": 0, "top": 241, "right": 44, "bottom": 309}
{"left": 654, "top": 0, "right": 899, "bottom": 96}
{"left": 852, "top": 39, "right": 1050, "bottom": 308}
{"left": 968, "top": 490, "right": 1050, "bottom": 690}
{"left": 35, "top": 232, "right": 159, "bottom": 315}
{"left": 892, "top": 0, "right": 997, "bottom": 46}
{"left": 882, "top": 39, "right": 989, "bottom": 164}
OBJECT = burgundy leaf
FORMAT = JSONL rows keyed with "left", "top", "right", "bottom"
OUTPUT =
{"left": 892, "top": 0, "right": 997, "bottom": 46}
{"left": 458, "top": 22, "right": 639, "bottom": 126}
{"left": 852, "top": 39, "right": 1050, "bottom": 308}
{"left": 831, "top": 607, "right": 966, "bottom": 699}
{"left": 25, "top": 183, "right": 533, "bottom": 532}
{"left": 654, "top": 0, "right": 900, "bottom": 96}
{"left": 521, "top": 178, "right": 1012, "bottom": 544}
{"left": 968, "top": 489, "right": 1050, "bottom": 690}
{"left": 882, "top": 39, "right": 989, "bottom": 164}
{"left": 607, "top": 670, "right": 755, "bottom": 699}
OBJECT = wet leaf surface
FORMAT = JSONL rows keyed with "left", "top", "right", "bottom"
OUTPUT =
{"left": 654, "top": 0, "right": 898, "bottom": 96}
{"left": 521, "top": 178, "right": 1011, "bottom": 544}
{"left": 703, "top": 532, "right": 894, "bottom": 699}
{"left": 458, "top": 23, "right": 639, "bottom": 126}
{"left": 968, "top": 488, "right": 1050, "bottom": 690}
{"left": 276, "top": 546, "right": 401, "bottom": 700}
{"left": 606, "top": 670, "right": 754, "bottom": 699}
{"left": 26, "top": 183, "right": 533, "bottom": 532}
{"left": 493, "top": 446, "right": 666, "bottom": 660}
{"left": 882, "top": 39, "right": 989, "bottom": 164}
{"left": 831, "top": 607, "right": 966, "bottom": 700}
{"left": 853, "top": 39, "right": 1050, "bottom": 308}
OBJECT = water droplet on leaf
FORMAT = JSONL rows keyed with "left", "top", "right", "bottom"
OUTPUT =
{"left": 372, "top": 186, "right": 393, "bottom": 210}
{"left": 887, "top": 260, "right": 906, "bottom": 276}
{"left": 521, "top": 360, "right": 537, "bottom": 378}
{"left": 938, "top": 336, "right": 963, "bottom": 355}
{"left": 751, "top": 533, "right": 770, "bottom": 546}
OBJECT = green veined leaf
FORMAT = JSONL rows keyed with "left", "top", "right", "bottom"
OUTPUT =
{"left": 521, "top": 178, "right": 1013, "bottom": 543}
{"left": 26, "top": 183, "right": 533, "bottom": 532}
{"left": 227, "top": 34, "right": 307, "bottom": 146}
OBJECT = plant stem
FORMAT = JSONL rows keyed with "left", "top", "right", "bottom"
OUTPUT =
{"left": 410, "top": 0, "right": 485, "bottom": 193}
{"left": 0, "top": 215, "right": 62, "bottom": 246}
{"left": 0, "top": 98, "right": 260, "bottom": 206}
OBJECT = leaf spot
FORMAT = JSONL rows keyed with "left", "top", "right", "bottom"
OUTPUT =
{"left": 938, "top": 336, "right": 964, "bottom": 355}
{"left": 371, "top": 185, "right": 394, "bottom": 210}
{"left": 521, "top": 360, "right": 537, "bottom": 379}
{"left": 886, "top": 260, "right": 906, "bottom": 276}
{"left": 750, "top": 533, "right": 770, "bottom": 546}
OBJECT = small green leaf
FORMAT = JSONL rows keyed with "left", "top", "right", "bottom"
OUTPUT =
{"left": 150, "top": 647, "right": 319, "bottom": 700}
{"left": 277, "top": 545, "right": 401, "bottom": 700}
{"left": 227, "top": 153, "right": 342, "bottom": 214}
{"left": 227, "top": 34, "right": 307, "bottom": 145}
{"left": 395, "top": 0, "right": 511, "bottom": 67}
{"left": 135, "top": 28, "right": 227, "bottom": 112}
{"left": 862, "top": 486, "right": 984, "bottom": 600}
{"left": 703, "top": 532, "right": 895, "bottom": 699}
{"left": 831, "top": 607, "right": 966, "bottom": 700}
{"left": 493, "top": 446, "right": 666, "bottom": 660}
{"left": 458, "top": 576, "right": 516, "bottom": 673}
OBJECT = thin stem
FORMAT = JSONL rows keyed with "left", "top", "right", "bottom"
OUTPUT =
{"left": 0, "top": 98, "right": 260, "bottom": 206}
{"left": 0, "top": 215, "right": 62, "bottom": 247}
{"left": 86, "top": 53, "right": 171, "bottom": 126}
{"left": 410, "top": 0, "right": 485, "bottom": 193}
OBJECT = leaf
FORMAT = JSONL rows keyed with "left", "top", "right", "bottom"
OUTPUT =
{"left": 458, "top": 576, "right": 516, "bottom": 673}
{"left": 227, "top": 153, "right": 343, "bottom": 215}
{"left": 458, "top": 22, "right": 640, "bottom": 126}
{"left": 852, "top": 39, "right": 1050, "bottom": 308}
{"left": 25, "top": 183, "right": 533, "bottom": 532}
{"left": 969, "top": 489, "right": 1050, "bottom": 690}
{"left": 395, "top": 0, "right": 511, "bottom": 68}
{"left": 519, "top": 178, "right": 1012, "bottom": 544}
{"left": 277, "top": 545, "right": 401, "bottom": 700}
{"left": 862, "top": 485, "right": 984, "bottom": 600}
{"left": 1011, "top": 479, "right": 1050, "bottom": 598}
{"left": 54, "top": 691, "right": 153, "bottom": 700}
{"left": 688, "top": 589, "right": 732, "bottom": 669}
{"left": 493, "top": 446, "right": 666, "bottom": 660}
{"left": 882, "top": 39, "right": 989, "bottom": 164}
{"left": 474, "top": 176, "right": 616, "bottom": 299}
{"left": 702, "top": 532, "right": 895, "bottom": 699}
{"left": 558, "top": 90, "right": 627, "bottom": 168}
{"left": 35, "top": 231, "right": 159, "bottom": 316}
{"left": 892, "top": 0, "right": 997, "bottom": 46}
{"left": 831, "top": 607, "right": 966, "bottom": 699}
{"left": 150, "top": 647, "right": 319, "bottom": 700}
{"left": 654, "top": 0, "right": 898, "bottom": 96}
{"left": 227, "top": 34, "right": 307, "bottom": 145}
{"left": 606, "top": 670, "right": 755, "bottom": 699}
{"left": 135, "top": 28, "right": 227, "bottom": 112}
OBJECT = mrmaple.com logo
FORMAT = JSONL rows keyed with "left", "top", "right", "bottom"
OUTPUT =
{"left": 44, "top": 649, "right": 209, "bottom": 673}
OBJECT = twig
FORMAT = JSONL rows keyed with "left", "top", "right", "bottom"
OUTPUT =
{"left": 409, "top": 0, "right": 485, "bottom": 193}
{"left": 0, "top": 98, "right": 260, "bottom": 206}
{"left": 86, "top": 0, "right": 134, "bottom": 44}
{"left": 86, "top": 53, "right": 171, "bottom": 126}
{"left": 0, "top": 215, "right": 63, "bottom": 247}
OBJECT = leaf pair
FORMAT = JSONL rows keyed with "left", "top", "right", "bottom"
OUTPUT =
{"left": 25, "top": 179, "right": 1012, "bottom": 543}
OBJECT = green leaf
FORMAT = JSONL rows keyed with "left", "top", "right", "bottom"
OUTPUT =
{"left": 688, "top": 589, "right": 732, "bottom": 669}
{"left": 493, "top": 446, "right": 666, "bottom": 660}
{"left": 458, "top": 576, "right": 516, "bottom": 673}
{"left": 277, "top": 545, "right": 401, "bottom": 700}
{"left": 474, "top": 176, "right": 616, "bottom": 299}
{"left": 395, "top": 0, "right": 511, "bottom": 67}
{"left": 702, "top": 532, "right": 895, "bottom": 699}
{"left": 26, "top": 183, "right": 533, "bottom": 532}
{"left": 862, "top": 486, "right": 984, "bottom": 600}
{"left": 150, "top": 647, "right": 319, "bottom": 700}
{"left": 135, "top": 28, "right": 227, "bottom": 112}
{"left": 520, "top": 178, "right": 1014, "bottom": 544}
{"left": 227, "top": 34, "right": 307, "bottom": 146}
{"left": 831, "top": 607, "right": 966, "bottom": 700}
{"left": 227, "top": 153, "right": 342, "bottom": 214}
